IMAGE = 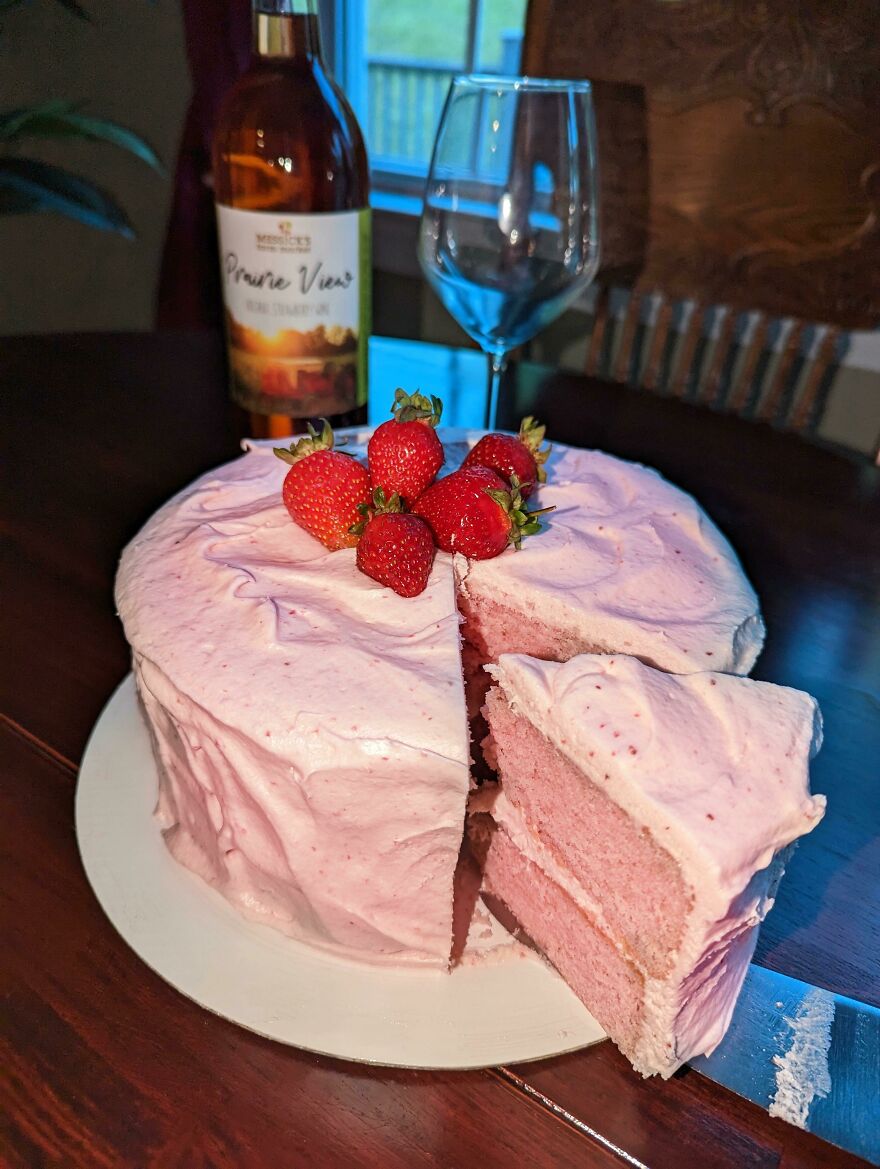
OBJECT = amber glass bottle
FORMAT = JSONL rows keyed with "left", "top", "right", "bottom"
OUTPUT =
{"left": 213, "top": 0, "right": 370, "bottom": 438}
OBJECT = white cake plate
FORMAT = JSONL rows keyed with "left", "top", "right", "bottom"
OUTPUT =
{"left": 76, "top": 676, "right": 605, "bottom": 1069}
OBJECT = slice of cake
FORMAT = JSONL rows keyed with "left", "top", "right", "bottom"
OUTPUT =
{"left": 477, "top": 653, "right": 825, "bottom": 1076}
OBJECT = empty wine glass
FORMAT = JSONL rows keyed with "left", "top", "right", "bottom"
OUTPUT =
{"left": 419, "top": 75, "right": 600, "bottom": 428}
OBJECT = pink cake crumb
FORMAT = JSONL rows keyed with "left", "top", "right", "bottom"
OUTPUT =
{"left": 482, "top": 688, "right": 692, "bottom": 977}
{"left": 459, "top": 589, "right": 606, "bottom": 774}
{"left": 478, "top": 820, "right": 644, "bottom": 1054}
{"left": 458, "top": 590, "right": 605, "bottom": 664}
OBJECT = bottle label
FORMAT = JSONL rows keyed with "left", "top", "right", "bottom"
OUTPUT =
{"left": 215, "top": 205, "right": 370, "bottom": 416}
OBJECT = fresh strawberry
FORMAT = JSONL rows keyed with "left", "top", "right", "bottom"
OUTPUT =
{"left": 461, "top": 416, "right": 550, "bottom": 498}
{"left": 414, "top": 466, "right": 553, "bottom": 560}
{"left": 367, "top": 389, "right": 445, "bottom": 504}
{"left": 352, "top": 488, "right": 436, "bottom": 597}
{"left": 274, "top": 419, "right": 370, "bottom": 550}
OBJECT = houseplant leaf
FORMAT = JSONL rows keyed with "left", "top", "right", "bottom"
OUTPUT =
{"left": 0, "top": 101, "right": 163, "bottom": 171}
{"left": 0, "top": 101, "right": 71, "bottom": 138}
{"left": 0, "top": 157, "right": 134, "bottom": 236}
{"left": 48, "top": 0, "right": 91, "bottom": 20}
{"left": 0, "top": 0, "right": 90, "bottom": 15}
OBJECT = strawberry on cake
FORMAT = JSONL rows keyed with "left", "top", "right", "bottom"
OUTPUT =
{"left": 474, "top": 653, "right": 825, "bottom": 1077}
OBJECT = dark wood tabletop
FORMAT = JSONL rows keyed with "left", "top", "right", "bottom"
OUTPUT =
{"left": 2, "top": 330, "right": 878, "bottom": 1169}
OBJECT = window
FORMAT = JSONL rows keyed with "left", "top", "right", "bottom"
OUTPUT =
{"left": 332, "top": 0, "right": 527, "bottom": 198}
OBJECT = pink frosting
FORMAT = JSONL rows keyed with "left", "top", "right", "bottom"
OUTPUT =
{"left": 117, "top": 441, "right": 471, "bottom": 966}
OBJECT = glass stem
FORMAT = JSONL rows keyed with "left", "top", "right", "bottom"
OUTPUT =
{"left": 485, "top": 351, "right": 507, "bottom": 430}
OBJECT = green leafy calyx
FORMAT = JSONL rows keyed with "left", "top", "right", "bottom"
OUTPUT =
{"left": 349, "top": 487, "right": 405, "bottom": 536}
{"left": 390, "top": 388, "right": 443, "bottom": 427}
{"left": 485, "top": 474, "right": 555, "bottom": 550}
{"left": 518, "top": 416, "right": 551, "bottom": 484}
{"left": 274, "top": 419, "right": 338, "bottom": 466}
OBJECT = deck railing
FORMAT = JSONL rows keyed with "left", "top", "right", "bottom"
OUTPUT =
{"left": 366, "top": 32, "right": 522, "bottom": 174}
{"left": 367, "top": 56, "right": 458, "bottom": 172}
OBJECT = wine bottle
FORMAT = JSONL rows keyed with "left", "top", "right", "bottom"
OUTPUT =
{"left": 213, "top": 0, "right": 370, "bottom": 438}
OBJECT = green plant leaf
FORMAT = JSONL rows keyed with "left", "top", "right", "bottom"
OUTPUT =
{"left": 0, "top": 101, "right": 69, "bottom": 139}
{"left": 51, "top": 0, "right": 91, "bottom": 21}
{"left": 0, "top": 157, "right": 134, "bottom": 237}
{"left": 0, "top": 186, "right": 36, "bottom": 213}
{"left": 0, "top": 0, "right": 91, "bottom": 17}
{"left": 0, "top": 101, "right": 163, "bottom": 172}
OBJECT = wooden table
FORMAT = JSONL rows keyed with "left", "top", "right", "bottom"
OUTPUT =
{"left": 3, "top": 331, "right": 878, "bottom": 1168}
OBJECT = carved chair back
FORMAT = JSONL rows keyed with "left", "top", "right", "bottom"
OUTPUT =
{"left": 522, "top": 0, "right": 880, "bottom": 436}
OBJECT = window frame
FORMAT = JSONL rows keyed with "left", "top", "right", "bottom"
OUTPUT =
{"left": 329, "top": 0, "right": 523, "bottom": 203}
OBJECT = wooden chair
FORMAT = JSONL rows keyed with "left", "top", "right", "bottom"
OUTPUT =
{"left": 522, "top": 0, "right": 880, "bottom": 440}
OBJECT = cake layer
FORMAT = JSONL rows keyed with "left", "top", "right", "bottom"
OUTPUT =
{"left": 117, "top": 437, "right": 471, "bottom": 966}
{"left": 482, "top": 686, "right": 691, "bottom": 976}
{"left": 483, "top": 654, "right": 826, "bottom": 1074}
{"left": 480, "top": 823, "right": 645, "bottom": 1055}
{"left": 455, "top": 441, "right": 765, "bottom": 676}
{"left": 487, "top": 654, "right": 824, "bottom": 904}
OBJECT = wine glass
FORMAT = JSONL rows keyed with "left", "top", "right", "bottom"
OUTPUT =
{"left": 418, "top": 75, "right": 600, "bottom": 428}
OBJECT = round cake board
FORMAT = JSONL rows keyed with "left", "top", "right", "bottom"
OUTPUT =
{"left": 76, "top": 675, "right": 606, "bottom": 1069}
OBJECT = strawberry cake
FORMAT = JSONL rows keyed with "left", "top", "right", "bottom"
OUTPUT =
{"left": 115, "top": 423, "right": 822, "bottom": 1069}
{"left": 474, "top": 653, "right": 825, "bottom": 1076}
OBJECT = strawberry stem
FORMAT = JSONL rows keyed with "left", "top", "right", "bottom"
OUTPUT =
{"left": 274, "top": 418, "right": 336, "bottom": 466}
{"left": 390, "top": 388, "right": 443, "bottom": 427}
{"left": 349, "top": 486, "right": 406, "bottom": 536}
{"left": 518, "top": 415, "right": 551, "bottom": 484}
{"left": 485, "top": 474, "right": 556, "bottom": 550}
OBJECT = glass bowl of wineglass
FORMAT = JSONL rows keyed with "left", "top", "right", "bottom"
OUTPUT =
{"left": 418, "top": 75, "right": 600, "bottom": 427}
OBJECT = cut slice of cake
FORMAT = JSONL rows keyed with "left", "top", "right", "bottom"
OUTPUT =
{"left": 477, "top": 653, "right": 826, "bottom": 1076}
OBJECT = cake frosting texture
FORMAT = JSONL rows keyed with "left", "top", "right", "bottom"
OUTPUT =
{"left": 481, "top": 653, "right": 826, "bottom": 1074}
